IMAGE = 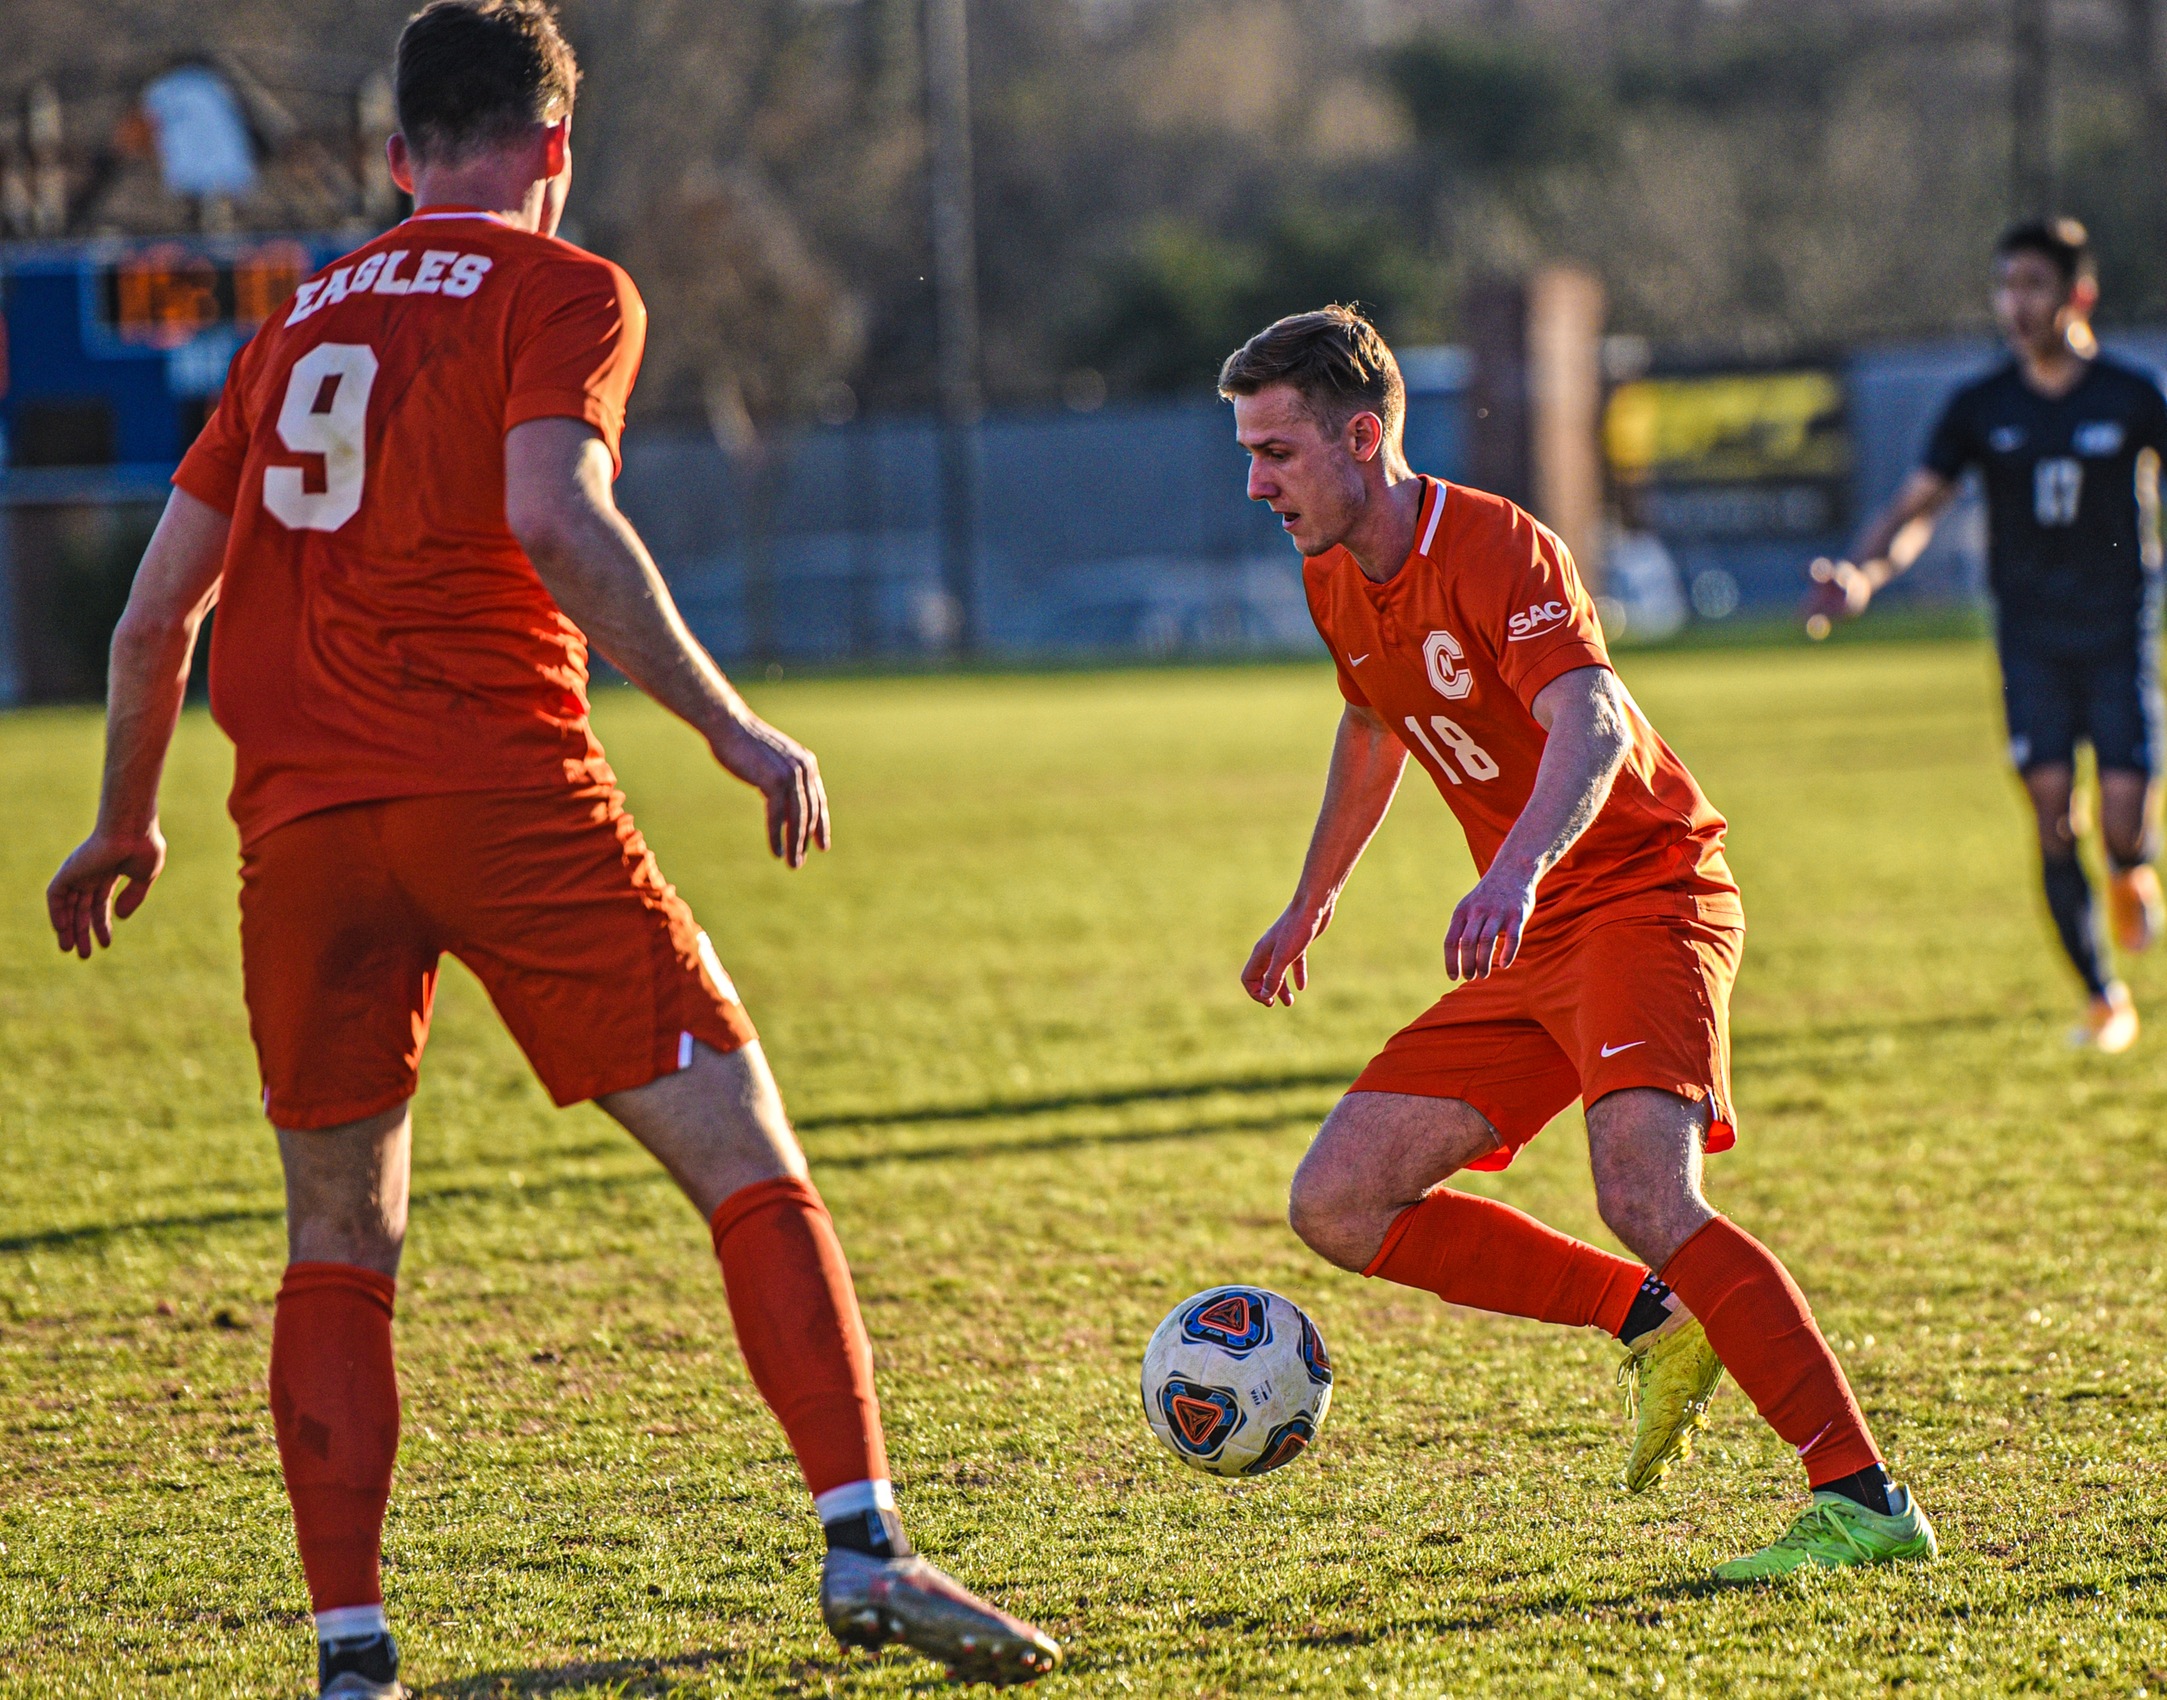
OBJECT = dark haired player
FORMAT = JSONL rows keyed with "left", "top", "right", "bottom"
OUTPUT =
{"left": 1225, "top": 305, "right": 1937, "bottom": 1579}
{"left": 43, "top": 3, "right": 1056, "bottom": 1692}
{"left": 1814, "top": 218, "right": 2167, "bottom": 1052}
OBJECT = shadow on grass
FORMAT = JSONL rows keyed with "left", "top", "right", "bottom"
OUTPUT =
{"left": 416, "top": 1648, "right": 887, "bottom": 1698}
{"left": 1425, "top": 1574, "right": 1756, "bottom": 1633}
{"left": 0, "top": 1066, "right": 1349, "bottom": 1256}
{"left": 1735, "top": 1005, "right": 2013, "bottom": 1065}
{"left": 795, "top": 1065, "right": 1356, "bottom": 1133}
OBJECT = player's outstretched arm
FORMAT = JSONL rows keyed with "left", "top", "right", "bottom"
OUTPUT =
{"left": 1242, "top": 703, "right": 1408, "bottom": 1007}
{"left": 46, "top": 489, "right": 228, "bottom": 957}
{"left": 505, "top": 417, "right": 828, "bottom": 867}
{"left": 1443, "top": 665, "right": 1632, "bottom": 983}
{"left": 1806, "top": 469, "right": 1953, "bottom": 637}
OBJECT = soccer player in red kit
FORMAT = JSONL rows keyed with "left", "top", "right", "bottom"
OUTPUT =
{"left": 42, "top": 4, "right": 1056, "bottom": 1691}
{"left": 1224, "top": 307, "right": 1937, "bottom": 1579}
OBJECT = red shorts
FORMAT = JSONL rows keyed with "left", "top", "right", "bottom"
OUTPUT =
{"left": 238, "top": 787, "right": 757, "bottom": 1130}
{"left": 1350, "top": 911, "right": 1742, "bottom": 1171}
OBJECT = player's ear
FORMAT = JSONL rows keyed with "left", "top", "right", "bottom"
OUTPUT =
{"left": 2071, "top": 273, "right": 2100, "bottom": 318}
{"left": 386, "top": 133, "right": 415, "bottom": 196}
{"left": 1347, "top": 411, "right": 1384, "bottom": 463}
{"left": 541, "top": 117, "right": 572, "bottom": 178}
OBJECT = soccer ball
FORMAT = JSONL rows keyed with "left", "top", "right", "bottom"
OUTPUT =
{"left": 1140, "top": 1286, "right": 1333, "bottom": 1477}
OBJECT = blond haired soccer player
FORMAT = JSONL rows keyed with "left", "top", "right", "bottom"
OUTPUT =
{"left": 1814, "top": 217, "right": 2167, "bottom": 1053}
{"left": 1224, "top": 306, "right": 1937, "bottom": 1579}
{"left": 43, "top": 4, "right": 1056, "bottom": 1692}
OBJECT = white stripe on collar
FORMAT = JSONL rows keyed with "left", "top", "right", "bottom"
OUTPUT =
{"left": 1417, "top": 479, "right": 1445, "bottom": 556}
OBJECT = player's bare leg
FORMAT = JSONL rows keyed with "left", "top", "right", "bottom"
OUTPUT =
{"left": 599, "top": 1041, "right": 1059, "bottom": 1686}
{"left": 2024, "top": 764, "right": 2137, "bottom": 1048}
{"left": 2100, "top": 766, "right": 2163, "bottom": 956}
{"left": 1288, "top": 1090, "right": 1714, "bottom": 1490}
{"left": 273, "top": 1106, "right": 413, "bottom": 1698}
{"left": 1586, "top": 1087, "right": 1937, "bottom": 1574}
{"left": 1287, "top": 1090, "right": 1503, "bottom": 1271}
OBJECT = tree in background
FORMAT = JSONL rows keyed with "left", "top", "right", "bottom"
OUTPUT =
{"left": 13, "top": 0, "right": 2167, "bottom": 420}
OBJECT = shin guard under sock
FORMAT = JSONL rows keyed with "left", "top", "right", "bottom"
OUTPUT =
{"left": 1659, "top": 1217, "right": 1882, "bottom": 1487}
{"left": 269, "top": 1262, "right": 401, "bottom": 1613}
{"left": 709, "top": 1176, "right": 888, "bottom": 1499}
{"left": 1365, "top": 1188, "right": 1649, "bottom": 1337}
{"left": 2042, "top": 853, "right": 2110, "bottom": 998}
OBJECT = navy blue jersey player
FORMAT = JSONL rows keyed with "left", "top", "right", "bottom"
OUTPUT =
{"left": 1814, "top": 219, "right": 2167, "bottom": 1051}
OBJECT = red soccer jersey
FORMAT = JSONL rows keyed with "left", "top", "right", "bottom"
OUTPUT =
{"left": 173, "top": 208, "right": 647, "bottom": 848}
{"left": 1304, "top": 477, "right": 1740, "bottom": 934}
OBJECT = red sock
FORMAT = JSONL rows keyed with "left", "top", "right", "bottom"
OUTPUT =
{"left": 1660, "top": 1217, "right": 1881, "bottom": 1487}
{"left": 269, "top": 1262, "right": 401, "bottom": 1612}
{"left": 1364, "top": 1188, "right": 1647, "bottom": 1335}
{"left": 709, "top": 1176, "right": 887, "bottom": 1498}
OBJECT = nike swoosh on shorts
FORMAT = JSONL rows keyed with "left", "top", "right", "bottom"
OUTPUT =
{"left": 1600, "top": 1040, "right": 1647, "bottom": 1057}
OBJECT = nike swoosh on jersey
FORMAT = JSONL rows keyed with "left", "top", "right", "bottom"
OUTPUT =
{"left": 1599, "top": 1040, "right": 1646, "bottom": 1057}
{"left": 1349, "top": 653, "right": 1371, "bottom": 665}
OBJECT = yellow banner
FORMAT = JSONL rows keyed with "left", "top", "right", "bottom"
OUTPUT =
{"left": 1604, "top": 370, "right": 1848, "bottom": 484}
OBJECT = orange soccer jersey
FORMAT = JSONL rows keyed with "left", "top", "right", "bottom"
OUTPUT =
{"left": 172, "top": 210, "right": 755, "bottom": 1132}
{"left": 1311, "top": 477, "right": 1745, "bottom": 1167}
{"left": 1304, "top": 476, "right": 1741, "bottom": 936}
{"left": 173, "top": 208, "right": 646, "bottom": 848}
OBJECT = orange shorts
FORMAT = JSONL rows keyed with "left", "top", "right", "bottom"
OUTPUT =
{"left": 1350, "top": 911, "right": 1742, "bottom": 1171}
{"left": 238, "top": 787, "right": 757, "bottom": 1130}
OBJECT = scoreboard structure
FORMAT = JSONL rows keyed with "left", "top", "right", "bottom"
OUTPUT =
{"left": 0, "top": 232, "right": 351, "bottom": 702}
{"left": 2, "top": 233, "right": 349, "bottom": 479}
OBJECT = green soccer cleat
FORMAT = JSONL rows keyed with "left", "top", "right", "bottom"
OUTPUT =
{"left": 1711, "top": 1487, "right": 1938, "bottom": 1582}
{"left": 1618, "top": 1315, "right": 1725, "bottom": 1493}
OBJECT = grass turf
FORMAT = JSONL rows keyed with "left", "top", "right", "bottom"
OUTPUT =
{"left": 3, "top": 641, "right": 2164, "bottom": 1698}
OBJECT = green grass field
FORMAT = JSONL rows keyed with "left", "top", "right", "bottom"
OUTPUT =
{"left": 5, "top": 640, "right": 2166, "bottom": 1698}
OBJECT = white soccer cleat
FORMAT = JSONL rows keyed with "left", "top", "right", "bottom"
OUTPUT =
{"left": 821, "top": 1547, "right": 1060, "bottom": 1686}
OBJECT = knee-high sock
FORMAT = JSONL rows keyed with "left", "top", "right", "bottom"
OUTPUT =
{"left": 1659, "top": 1217, "right": 1881, "bottom": 1487}
{"left": 269, "top": 1263, "right": 401, "bottom": 1613}
{"left": 1364, "top": 1187, "right": 1647, "bottom": 1336}
{"left": 709, "top": 1176, "right": 887, "bottom": 1498}
{"left": 2043, "top": 853, "right": 2110, "bottom": 997}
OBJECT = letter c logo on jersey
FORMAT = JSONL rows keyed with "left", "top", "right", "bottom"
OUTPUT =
{"left": 1424, "top": 629, "right": 1474, "bottom": 700}
{"left": 1507, "top": 600, "right": 1570, "bottom": 642}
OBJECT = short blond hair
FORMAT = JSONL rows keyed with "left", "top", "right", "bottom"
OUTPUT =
{"left": 1217, "top": 305, "right": 1405, "bottom": 440}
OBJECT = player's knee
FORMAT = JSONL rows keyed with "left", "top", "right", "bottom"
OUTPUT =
{"left": 2105, "top": 822, "right": 2158, "bottom": 870}
{"left": 1284, "top": 1164, "right": 1334, "bottom": 1250}
{"left": 285, "top": 1197, "right": 406, "bottom": 1272}
{"left": 1593, "top": 1172, "right": 1688, "bottom": 1265}
{"left": 1285, "top": 1161, "right": 1369, "bottom": 1271}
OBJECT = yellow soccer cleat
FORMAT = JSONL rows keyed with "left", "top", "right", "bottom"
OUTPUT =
{"left": 2074, "top": 982, "right": 2140, "bottom": 1054}
{"left": 1711, "top": 1486, "right": 1938, "bottom": 1582}
{"left": 1617, "top": 1314, "right": 1725, "bottom": 1494}
{"left": 2108, "top": 865, "right": 2164, "bottom": 953}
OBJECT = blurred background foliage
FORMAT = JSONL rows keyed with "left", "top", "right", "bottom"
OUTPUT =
{"left": 13, "top": 0, "right": 2167, "bottom": 427}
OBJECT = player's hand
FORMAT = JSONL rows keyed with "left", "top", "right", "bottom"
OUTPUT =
{"left": 1242, "top": 895, "right": 1334, "bottom": 1007}
{"left": 1443, "top": 865, "right": 1537, "bottom": 982}
{"left": 46, "top": 824, "right": 167, "bottom": 959}
{"left": 1804, "top": 557, "right": 1875, "bottom": 639}
{"left": 709, "top": 715, "right": 830, "bottom": 868}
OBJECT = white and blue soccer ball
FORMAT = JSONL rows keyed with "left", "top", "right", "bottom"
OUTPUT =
{"left": 1140, "top": 1285, "right": 1334, "bottom": 1478}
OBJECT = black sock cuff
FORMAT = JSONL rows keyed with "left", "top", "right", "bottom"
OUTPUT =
{"left": 824, "top": 1505, "right": 913, "bottom": 1560}
{"left": 1617, "top": 1274, "right": 1675, "bottom": 1344}
{"left": 1816, "top": 1463, "right": 1894, "bottom": 1516}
